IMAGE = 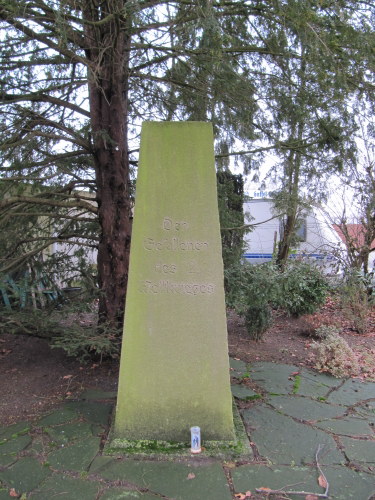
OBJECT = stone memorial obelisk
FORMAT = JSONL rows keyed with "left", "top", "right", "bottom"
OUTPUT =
{"left": 113, "top": 121, "right": 235, "bottom": 444}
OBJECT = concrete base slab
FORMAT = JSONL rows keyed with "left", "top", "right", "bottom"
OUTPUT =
{"left": 106, "top": 402, "right": 251, "bottom": 460}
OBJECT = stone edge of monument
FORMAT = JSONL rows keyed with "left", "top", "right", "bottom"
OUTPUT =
{"left": 104, "top": 402, "right": 251, "bottom": 460}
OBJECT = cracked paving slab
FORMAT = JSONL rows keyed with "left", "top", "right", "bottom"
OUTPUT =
{"left": 231, "top": 463, "right": 375, "bottom": 499}
{"left": 89, "top": 458, "right": 232, "bottom": 500}
{"left": 327, "top": 378, "right": 375, "bottom": 405}
{"left": 267, "top": 395, "right": 346, "bottom": 421}
{"left": 242, "top": 405, "right": 345, "bottom": 465}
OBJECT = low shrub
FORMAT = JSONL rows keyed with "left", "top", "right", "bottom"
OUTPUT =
{"left": 225, "top": 260, "right": 329, "bottom": 340}
{"left": 314, "top": 324, "right": 341, "bottom": 340}
{"left": 277, "top": 262, "right": 328, "bottom": 317}
{"left": 225, "top": 262, "right": 279, "bottom": 341}
{"left": 243, "top": 304, "right": 272, "bottom": 341}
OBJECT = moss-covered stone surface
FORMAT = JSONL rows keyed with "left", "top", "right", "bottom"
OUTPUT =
{"left": 114, "top": 122, "right": 234, "bottom": 442}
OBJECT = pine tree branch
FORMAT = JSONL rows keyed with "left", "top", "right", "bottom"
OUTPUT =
{"left": 0, "top": 91, "right": 90, "bottom": 118}
{"left": 2, "top": 212, "right": 96, "bottom": 223}
{"left": 0, "top": 150, "right": 90, "bottom": 172}
{"left": 0, "top": 196, "right": 97, "bottom": 214}
{"left": 0, "top": 7, "right": 91, "bottom": 68}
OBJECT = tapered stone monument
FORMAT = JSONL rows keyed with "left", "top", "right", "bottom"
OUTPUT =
{"left": 113, "top": 121, "right": 235, "bottom": 445}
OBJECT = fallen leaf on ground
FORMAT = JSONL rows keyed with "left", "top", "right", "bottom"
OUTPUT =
{"left": 318, "top": 474, "right": 328, "bottom": 488}
{"left": 187, "top": 472, "right": 195, "bottom": 480}
{"left": 62, "top": 374, "right": 73, "bottom": 379}
{"left": 9, "top": 488, "right": 18, "bottom": 497}
{"left": 235, "top": 492, "right": 251, "bottom": 499}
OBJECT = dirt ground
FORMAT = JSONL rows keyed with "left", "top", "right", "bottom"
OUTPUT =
{"left": 0, "top": 298, "right": 374, "bottom": 426}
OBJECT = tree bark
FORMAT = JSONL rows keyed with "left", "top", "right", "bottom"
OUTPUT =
{"left": 84, "top": 1, "right": 132, "bottom": 328}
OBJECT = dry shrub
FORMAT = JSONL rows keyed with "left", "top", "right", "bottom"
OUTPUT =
{"left": 310, "top": 331, "right": 360, "bottom": 378}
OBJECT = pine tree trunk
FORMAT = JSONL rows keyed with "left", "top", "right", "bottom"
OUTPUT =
{"left": 84, "top": 2, "right": 132, "bottom": 328}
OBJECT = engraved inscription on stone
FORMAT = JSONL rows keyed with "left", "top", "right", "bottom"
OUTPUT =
{"left": 162, "top": 217, "right": 189, "bottom": 231}
{"left": 140, "top": 216, "right": 214, "bottom": 295}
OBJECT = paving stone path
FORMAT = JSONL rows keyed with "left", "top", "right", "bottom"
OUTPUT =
{"left": 0, "top": 361, "right": 374, "bottom": 499}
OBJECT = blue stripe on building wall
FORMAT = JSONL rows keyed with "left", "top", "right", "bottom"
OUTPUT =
{"left": 243, "top": 253, "right": 335, "bottom": 261}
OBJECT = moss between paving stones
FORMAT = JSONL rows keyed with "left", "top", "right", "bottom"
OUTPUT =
{"left": 0, "top": 457, "right": 51, "bottom": 493}
{"left": 0, "top": 434, "right": 32, "bottom": 455}
{"left": 296, "top": 368, "right": 342, "bottom": 398}
{"left": 249, "top": 362, "right": 300, "bottom": 394}
{"left": 106, "top": 402, "right": 251, "bottom": 459}
{"left": 229, "top": 358, "right": 249, "bottom": 378}
{"left": 0, "top": 422, "right": 30, "bottom": 440}
{"left": 29, "top": 474, "right": 101, "bottom": 500}
{"left": 231, "top": 384, "right": 261, "bottom": 401}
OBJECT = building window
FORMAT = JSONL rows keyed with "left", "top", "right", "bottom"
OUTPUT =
{"left": 279, "top": 218, "right": 307, "bottom": 242}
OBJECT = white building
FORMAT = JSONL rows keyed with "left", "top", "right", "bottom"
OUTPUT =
{"left": 243, "top": 197, "right": 345, "bottom": 272}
